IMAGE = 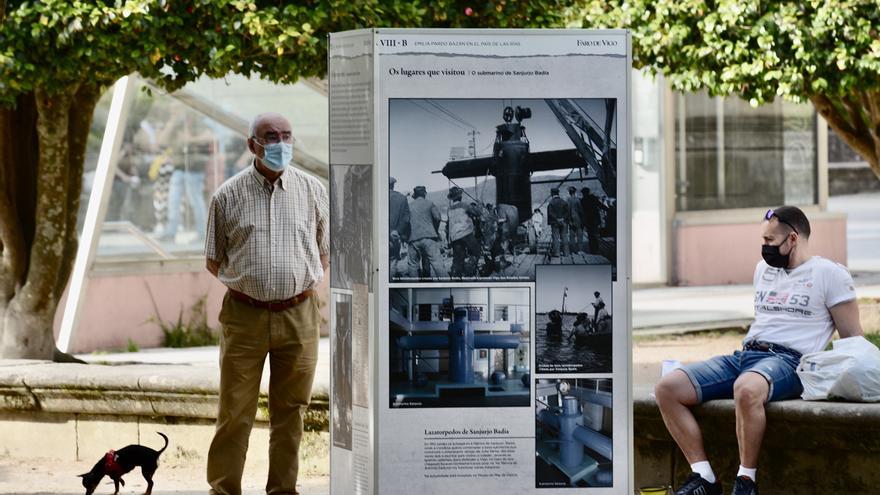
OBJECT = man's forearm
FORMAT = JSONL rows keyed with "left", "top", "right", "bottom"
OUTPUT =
{"left": 831, "top": 299, "right": 864, "bottom": 338}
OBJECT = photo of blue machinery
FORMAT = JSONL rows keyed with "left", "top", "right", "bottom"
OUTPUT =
{"left": 536, "top": 378, "right": 613, "bottom": 488}
{"left": 389, "top": 287, "right": 531, "bottom": 408}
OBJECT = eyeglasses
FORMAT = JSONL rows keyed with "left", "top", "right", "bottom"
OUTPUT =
{"left": 764, "top": 209, "right": 798, "bottom": 234}
{"left": 254, "top": 132, "right": 295, "bottom": 145}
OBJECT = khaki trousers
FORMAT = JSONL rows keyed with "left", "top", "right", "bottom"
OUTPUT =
{"left": 207, "top": 292, "right": 320, "bottom": 495}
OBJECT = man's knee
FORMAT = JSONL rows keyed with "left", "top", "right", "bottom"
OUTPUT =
{"left": 734, "top": 373, "right": 769, "bottom": 406}
{"left": 655, "top": 370, "right": 697, "bottom": 406}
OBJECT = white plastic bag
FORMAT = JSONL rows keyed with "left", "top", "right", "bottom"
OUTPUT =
{"left": 797, "top": 336, "right": 880, "bottom": 402}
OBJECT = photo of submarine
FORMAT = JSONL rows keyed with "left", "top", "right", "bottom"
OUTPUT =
{"left": 389, "top": 98, "right": 617, "bottom": 283}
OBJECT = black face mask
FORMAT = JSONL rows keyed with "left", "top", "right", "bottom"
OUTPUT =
{"left": 762, "top": 237, "right": 792, "bottom": 268}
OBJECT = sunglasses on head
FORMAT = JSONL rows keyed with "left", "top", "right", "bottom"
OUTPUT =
{"left": 764, "top": 209, "right": 798, "bottom": 235}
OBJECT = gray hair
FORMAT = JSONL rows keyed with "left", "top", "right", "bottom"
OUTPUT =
{"left": 248, "top": 112, "right": 280, "bottom": 138}
{"left": 248, "top": 112, "right": 290, "bottom": 140}
{"left": 248, "top": 114, "right": 262, "bottom": 138}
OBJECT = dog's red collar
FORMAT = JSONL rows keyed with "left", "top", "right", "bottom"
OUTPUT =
{"left": 104, "top": 450, "right": 125, "bottom": 477}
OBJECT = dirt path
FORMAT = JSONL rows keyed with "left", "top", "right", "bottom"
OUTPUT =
{"left": 0, "top": 457, "right": 328, "bottom": 495}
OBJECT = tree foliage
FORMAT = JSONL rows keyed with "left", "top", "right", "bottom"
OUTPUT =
{"left": 574, "top": 0, "right": 880, "bottom": 178}
{"left": 0, "top": 0, "right": 571, "bottom": 359}
{"left": 1, "top": 0, "right": 573, "bottom": 104}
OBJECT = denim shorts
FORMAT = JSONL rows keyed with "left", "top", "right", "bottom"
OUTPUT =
{"left": 679, "top": 342, "right": 803, "bottom": 404}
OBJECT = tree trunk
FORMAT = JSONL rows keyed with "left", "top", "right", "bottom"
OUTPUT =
{"left": 55, "top": 83, "right": 101, "bottom": 302}
{"left": 810, "top": 91, "right": 880, "bottom": 181}
{"left": 0, "top": 297, "right": 55, "bottom": 359}
{"left": 0, "top": 84, "right": 101, "bottom": 360}
{"left": 0, "top": 93, "right": 37, "bottom": 357}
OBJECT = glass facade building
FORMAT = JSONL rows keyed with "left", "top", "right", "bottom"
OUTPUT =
{"left": 82, "top": 75, "right": 328, "bottom": 262}
{"left": 674, "top": 92, "right": 817, "bottom": 212}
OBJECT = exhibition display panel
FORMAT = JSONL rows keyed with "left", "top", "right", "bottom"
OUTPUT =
{"left": 329, "top": 29, "right": 631, "bottom": 494}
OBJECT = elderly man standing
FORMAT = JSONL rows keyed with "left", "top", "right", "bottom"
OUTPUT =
{"left": 204, "top": 112, "right": 328, "bottom": 495}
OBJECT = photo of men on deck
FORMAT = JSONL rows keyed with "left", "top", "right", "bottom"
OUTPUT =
{"left": 389, "top": 98, "right": 618, "bottom": 283}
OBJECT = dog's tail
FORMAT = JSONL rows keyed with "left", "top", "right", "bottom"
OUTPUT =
{"left": 156, "top": 432, "right": 169, "bottom": 455}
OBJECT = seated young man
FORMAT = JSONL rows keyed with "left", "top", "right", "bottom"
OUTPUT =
{"left": 654, "top": 206, "right": 864, "bottom": 495}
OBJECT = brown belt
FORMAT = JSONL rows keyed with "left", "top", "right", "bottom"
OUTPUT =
{"left": 228, "top": 288, "right": 314, "bottom": 312}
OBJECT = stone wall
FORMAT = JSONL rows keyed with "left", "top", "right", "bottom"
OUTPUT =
{"left": 634, "top": 387, "right": 880, "bottom": 493}
{"left": 0, "top": 360, "right": 329, "bottom": 471}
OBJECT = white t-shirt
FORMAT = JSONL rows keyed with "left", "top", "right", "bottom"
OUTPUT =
{"left": 745, "top": 256, "right": 856, "bottom": 356}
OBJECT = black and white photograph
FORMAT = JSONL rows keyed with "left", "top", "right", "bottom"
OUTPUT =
{"left": 388, "top": 286, "right": 531, "bottom": 408}
{"left": 331, "top": 164, "right": 372, "bottom": 290}
{"left": 535, "top": 264, "right": 612, "bottom": 374}
{"left": 389, "top": 98, "right": 617, "bottom": 283}
{"left": 332, "top": 292, "right": 352, "bottom": 450}
{"left": 535, "top": 378, "right": 613, "bottom": 488}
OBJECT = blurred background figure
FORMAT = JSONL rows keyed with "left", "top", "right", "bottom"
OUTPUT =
{"left": 158, "top": 111, "right": 215, "bottom": 243}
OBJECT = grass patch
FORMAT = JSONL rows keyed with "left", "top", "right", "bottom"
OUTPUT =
{"left": 126, "top": 338, "right": 139, "bottom": 353}
{"left": 859, "top": 298, "right": 880, "bottom": 334}
{"left": 146, "top": 290, "right": 219, "bottom": 348}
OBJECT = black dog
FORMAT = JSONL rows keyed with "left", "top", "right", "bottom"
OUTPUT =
{"left": 78, "top": 432, "right": 168, "bottom": 495}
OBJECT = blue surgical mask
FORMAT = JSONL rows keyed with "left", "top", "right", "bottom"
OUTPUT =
{"left": 256, "top": 141, "right": 293, "bottom": 171}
